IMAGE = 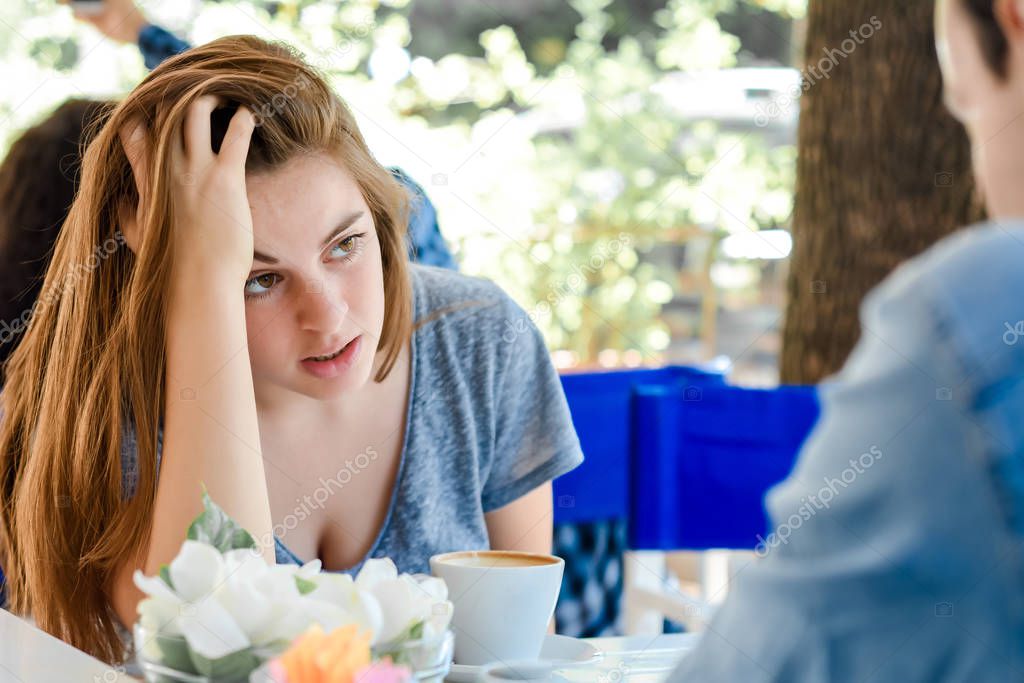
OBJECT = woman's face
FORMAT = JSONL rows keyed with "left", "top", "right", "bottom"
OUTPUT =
{"left": 243, "top": 152, "right": 386, "bottom": 403}
{"left": 936, "top": 0, "right": 1024, "bottom": 217}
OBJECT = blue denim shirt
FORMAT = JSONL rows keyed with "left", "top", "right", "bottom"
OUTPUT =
{"left": 137, "top": 25, "right": 457, "bottom": 271}
{"left": 671, "top": 222, "right": 1024, "bottom": 681}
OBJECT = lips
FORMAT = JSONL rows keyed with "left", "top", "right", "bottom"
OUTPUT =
{"left": 304, "top": 338, "right": 354, "bottom": 362}
{"left": 300, "top": 335, "right": 363, "bottom": 380}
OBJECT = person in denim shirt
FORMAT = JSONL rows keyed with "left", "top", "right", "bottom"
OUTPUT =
{"left": 671, "top": 1, "right": 1024, "bottom": 680}
{"left": 66, "top": 0, "right": 457, "bottom": 271}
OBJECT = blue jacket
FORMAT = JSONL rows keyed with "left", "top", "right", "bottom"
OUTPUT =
{"left": 672, "top": 222, "right": 1024, "bottom": 681}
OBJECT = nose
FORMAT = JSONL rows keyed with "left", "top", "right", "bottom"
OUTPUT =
{"left": 297, "top": 278, "right": 348, "bottom": 335}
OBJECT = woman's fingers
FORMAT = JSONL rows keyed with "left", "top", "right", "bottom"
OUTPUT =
{"left": 218, "top": 106, "right": 256, "bottom": 171}
{"left": 118, "top": 116, "right": 149, "bottom": 195}
{"left": 181, "top": 96, "right": 253, "bottom": 172}
{"left": 183, "top": 95, "right": 221, "bottom": 163}
{"left": 117, "top": 116, "right": 150, "bottom": 252}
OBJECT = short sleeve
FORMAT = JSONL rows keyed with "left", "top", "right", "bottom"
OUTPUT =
{"left": 480, "top": 300, "right": 583, "bottom": 512}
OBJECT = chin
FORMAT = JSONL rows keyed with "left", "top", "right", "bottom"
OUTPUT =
{"left": 294, "top": 361, "right": 374, "bottom": 400}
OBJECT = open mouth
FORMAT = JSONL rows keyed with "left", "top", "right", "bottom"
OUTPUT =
{"left": 305, "top": 338, "right": 353, "bottom": 362}
{"left": 299, "top": 335, "right": 362, "bottom": 379}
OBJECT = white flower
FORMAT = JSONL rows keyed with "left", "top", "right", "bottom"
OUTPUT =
{"left": 136, "top": 596, "right": 182, "bottom": 660}
{"left": 422, "top": 600, "right": 454, "bottom": 640}
{"left": 296, "top": 559, "right": 323, "bottom": 579}
{"left": 305, "top": 573, "right": 384, "bottom": 643}
{"left": 134, "top": 569, "right": 184, "bottom": 662}
{"left": 179, "top": 595, "right": 251, "bottom": 659}
{"left": 134, "top": 570, "right": 182, "bottom": 606}
{"left": 354, "top": 559, "right": 454, "bottom": 644}
{"left": 369, "top": 576, "right": 435, "bottom": 643}
{"left": 169, "top": 541, "right": 225, "bottom": 602}
{"left": 252, "top": 596, "right": 349, "bottom": 645}
{"left": 355, "top": 558, "right": 399, "bottom": 590}
{"left": 250, "top": 564, "right": 303, "bottom": 604}
{"left": 222, "top": 549, "right": 272, "bottom": 584}
{"left": 215, "top": 564, "right": 275, "bottom": 642}
{"left": 414, "top": 575, "right": 454, "bottom": 640}
{"left": 414, "top": 575, "right": 449, "bottom": 603}
{"left": 133, "top": 536, "right": 453, "bottom": 669}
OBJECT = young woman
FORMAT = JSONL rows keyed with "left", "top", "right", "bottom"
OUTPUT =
{"left": 671, "top": 0, "right": 1024, "bottom": 679}
{"left": 0, "top": 36, "right": 582, "bottom": 663}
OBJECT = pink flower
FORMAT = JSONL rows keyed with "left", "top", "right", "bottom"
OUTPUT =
{"left": 265, "top": 659, "right": 290, "bottom": 682}
{"left": 354, "top": 658, "right": 412, "bottom": 683}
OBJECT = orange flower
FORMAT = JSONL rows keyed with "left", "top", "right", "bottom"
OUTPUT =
{"left": 276, "top": 624, "right": 373, "bottom": 683}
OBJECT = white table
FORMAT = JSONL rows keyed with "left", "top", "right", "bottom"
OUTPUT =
{"left": 0, "top": 608, "right": 697, "bottom": 682}
{"left": 1, "top": 608, "right": 135, "bottom": 682}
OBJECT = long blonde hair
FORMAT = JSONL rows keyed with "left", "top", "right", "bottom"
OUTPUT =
{"left": 0, "top": 35, "right": 411, "bottom": 662}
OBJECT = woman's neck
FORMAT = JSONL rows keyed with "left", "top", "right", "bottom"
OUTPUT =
{"left": 253, "top": 344, "right": 405, "bottom": 438}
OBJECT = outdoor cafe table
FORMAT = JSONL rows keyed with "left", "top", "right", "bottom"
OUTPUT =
{"left": 0, "top": 608, "right": 699, "bottom": 682}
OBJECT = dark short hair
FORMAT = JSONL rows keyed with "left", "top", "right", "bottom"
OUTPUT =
{"left": 962, "top": 0, "right": 1009, "bottom": 77}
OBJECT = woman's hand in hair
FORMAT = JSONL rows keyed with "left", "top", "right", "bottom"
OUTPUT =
{"left": 60, "top": 0, "right": 147, "bottom": 44}
{"left": 169, "top": 96, "right": 257, "bottom": 285}
{"left": 118, "top": 96, "right": 256, "bottom": 289}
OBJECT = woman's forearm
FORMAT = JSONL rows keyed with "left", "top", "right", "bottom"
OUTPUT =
{"left": 150, "top": 267, "right": 275, "bottom": 570}
{"left": 110, "top": 269, "right": 273, "bottom": 628}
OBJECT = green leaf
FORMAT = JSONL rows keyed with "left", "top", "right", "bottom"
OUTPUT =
{"left": 159, "top": 564, "right": 174, "bottom": 590}
{"left": 188, "top": 646, "right": 260, "bottom": 681}
{"left": 186, "top": 488, "right": 257, "bottom": 553}
{"left": 372, "top": 621, "right": 426, "bottom": 668}
{"left": 155, "top": 633, "right": 199, "bottom": 676}
{"left": 294, "top": 576, "right": 316, "bottom": 595}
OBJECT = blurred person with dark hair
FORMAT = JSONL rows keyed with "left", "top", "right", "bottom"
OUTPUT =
{"left": 0, "top": 99, "right": 114, "bottom": 375}
{"left": 671, "top": 0, "right": 1024, "bottom": 679}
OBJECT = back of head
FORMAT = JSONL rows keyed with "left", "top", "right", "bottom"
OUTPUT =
{"left": 0, "top": 99, "right": 114, "bottom": 375}
{"left": 0, "top": 35, "right": 410, "bottom": 663}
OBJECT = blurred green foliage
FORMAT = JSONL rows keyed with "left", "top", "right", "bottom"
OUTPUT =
{"left": 1, "top": 0, "right": 803, "bottom": 365}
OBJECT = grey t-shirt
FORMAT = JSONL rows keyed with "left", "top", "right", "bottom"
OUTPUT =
{"left": 122, "top": 264, "right": 583, "bottom": 574}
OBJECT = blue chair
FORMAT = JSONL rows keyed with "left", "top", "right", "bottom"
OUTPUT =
{"left": 620, "top": 380, "right": 819, "bottom": 633}
{"left": 554, "top": 366, "right": 726, "bottom": 525}
{"left": 630, "top": 382, "right": 820, "bottom": 550}
{"left": 552, "top": 366, "right": 725, "bottom": 637}
{"left": 552, "top": 369, "right": 820, "bottom": 635}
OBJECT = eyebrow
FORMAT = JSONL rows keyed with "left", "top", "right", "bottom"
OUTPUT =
{"left": 252, "top": 211, "right": 365, "bottom": 264}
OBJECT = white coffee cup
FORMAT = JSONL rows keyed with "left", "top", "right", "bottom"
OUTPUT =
{"left": 430, "top": 550, "right": 564, "bottom": 666}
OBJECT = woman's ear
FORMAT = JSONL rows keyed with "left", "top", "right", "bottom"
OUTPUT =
{"left": 117, "top": 117, "right": 149, "bottom": 254}
{"left": 995, "top": 0, "right": 1024, "bottom": 47}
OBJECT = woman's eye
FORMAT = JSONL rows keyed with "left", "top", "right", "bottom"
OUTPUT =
{"left": 244, "top": 273, "right": 279, "bottom": 296}
{"left": 331, "top": 234, "right": 362, "bottom": 259}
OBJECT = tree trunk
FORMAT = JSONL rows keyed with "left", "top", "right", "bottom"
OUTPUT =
{"left": 780, "top": 1, "right": 983, "bottom": 384}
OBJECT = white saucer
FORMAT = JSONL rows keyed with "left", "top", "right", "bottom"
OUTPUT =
{"left": 445, "top": 635, "right": 603, "bottom": 682}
